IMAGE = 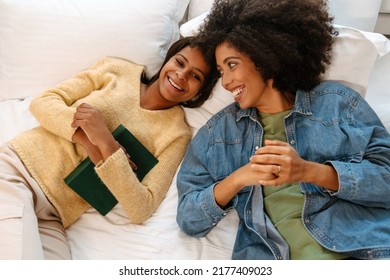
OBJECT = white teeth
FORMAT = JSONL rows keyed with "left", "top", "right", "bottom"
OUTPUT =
{"left": 232, "top": 88, "right": 243, "bottom": 97}
{"left": 168, "top": 77, "right": 183, "bottom": 91}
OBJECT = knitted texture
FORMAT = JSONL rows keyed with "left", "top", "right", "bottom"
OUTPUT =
{"left": 10, "top": 57, "right": 191, "bottom": 227}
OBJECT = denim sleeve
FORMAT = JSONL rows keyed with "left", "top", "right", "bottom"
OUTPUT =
{"left": 327, "top": 98, "right": 390, "bottom": 208}
{"left": 176, "top": 126, "right": 236, "bottom": 237}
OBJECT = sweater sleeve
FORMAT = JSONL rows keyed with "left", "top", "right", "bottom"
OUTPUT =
{"left": 28, "top": 57, "right": 111, "bottom": 141}
{"left": 95, "top": 131, "right": 191, "bottom": 224}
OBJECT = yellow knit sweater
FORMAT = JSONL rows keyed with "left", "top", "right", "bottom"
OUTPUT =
{"left": 10, "top": 57, "right": 192, "bottom": 228}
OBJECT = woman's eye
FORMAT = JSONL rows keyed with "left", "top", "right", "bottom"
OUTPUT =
{"left": 192, "top": 73, "right": 201, "bottom": 81}
{"left": 175, "top": 58, "right": 184, "bottom": 66}
{"left": 228, "top": 62, "right": 237, "bottom": 69}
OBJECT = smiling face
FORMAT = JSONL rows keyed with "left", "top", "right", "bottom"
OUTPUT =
{"left": 216, "top": 42, "right": 277, "bottom": 111}
{"left": 216, "top": 43, "right": 262, "bottom": 108}
{"left": 158, "top": 46, "right": 209, "bottom": 106}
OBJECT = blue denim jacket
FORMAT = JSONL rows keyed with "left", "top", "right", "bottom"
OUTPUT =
{"left": 177, "top": 81, "right": 390, "bottom": 260}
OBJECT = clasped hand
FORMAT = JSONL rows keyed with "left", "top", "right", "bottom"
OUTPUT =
{"left": 249, "top": 139, "right": 307, "bottom": 187}
{"left": 71, "top": 103, "right": 136, "bottom": 170}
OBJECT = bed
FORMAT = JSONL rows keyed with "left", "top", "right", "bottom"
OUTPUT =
{"left": 1, "top": 0, "right": 389, "bottom": 260}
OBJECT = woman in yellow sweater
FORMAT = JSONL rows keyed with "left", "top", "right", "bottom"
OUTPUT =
{"left": 0, "top": 36, "right": 218, "bottom": 259}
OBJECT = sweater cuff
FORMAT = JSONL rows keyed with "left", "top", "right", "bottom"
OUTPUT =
{"left": 95, "top": 148, "right": 127, "bottom": 173}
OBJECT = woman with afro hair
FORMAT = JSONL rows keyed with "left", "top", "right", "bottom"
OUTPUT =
{"left": 177, "top": 0, "right": 390, "bottom": 259}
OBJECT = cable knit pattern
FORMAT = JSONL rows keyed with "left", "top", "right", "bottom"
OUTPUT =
{"left": 10, "top": 57, "right": 191, "bottom": 228}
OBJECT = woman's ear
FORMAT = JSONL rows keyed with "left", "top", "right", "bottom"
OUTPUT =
{"left": 267, "top": 79, "right": 275, "bottom": 89}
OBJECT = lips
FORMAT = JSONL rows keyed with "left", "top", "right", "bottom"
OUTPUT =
{"left": 231, "top": 86, "right": 244, "bottom": 101}
{"left": 232, "top": 87, "right": 243, "bottom": 97}
{"left": 168, "top": 77, "right": 184, "bottom": 91}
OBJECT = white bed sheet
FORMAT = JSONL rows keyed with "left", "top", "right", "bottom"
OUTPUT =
{"left": 67, "top": 172, "right": 238, "bottom": 260}
{"left": 0, "top": 97, "right": 38, "bottom": 144}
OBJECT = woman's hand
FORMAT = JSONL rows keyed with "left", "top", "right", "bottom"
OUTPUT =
{"left": 250, "top": 139, "right": 307, "bottom": 186}
{"left": 234, "top": 162, "right": 278, "bottom": 187}
{"left": 72, "top": 127, "right": 103, "bottom": 164}
{"left": 251, "top": 139, "right": 339, "bottom": 191}
{"left": 213, "top": 160, "right": 277, "bottom": 209}
{"left": 71, "top": 103, "right": 117, "bottom": 162}
{"left": 71, "top": 103, "right": 137, "bottom": 170}
{"left": 71, "top": 103, "right": 112, "bottom": 146}
{"left": 117, "top": 142, "right": 138, "bottom": 171}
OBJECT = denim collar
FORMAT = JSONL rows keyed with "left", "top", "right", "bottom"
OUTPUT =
{"left": 235, "top": 90, "right": 313, "bottom": 123}
{"left": 293, "top": 90, "right": 313, "bottom": 116}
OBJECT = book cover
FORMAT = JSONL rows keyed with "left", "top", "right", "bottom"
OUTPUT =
{"left": 64, "top": 124, "right": 159, "bottom": 215}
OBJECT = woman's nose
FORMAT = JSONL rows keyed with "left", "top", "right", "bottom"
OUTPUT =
{"left": 222, "top": 75, "right": 232, "bottom": 89}
{"left": 176, "top": 70, "right": 187, "bottom": 80}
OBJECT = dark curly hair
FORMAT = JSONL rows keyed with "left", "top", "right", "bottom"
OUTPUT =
{"left": 194, "top": 0, "right": 335, "bottom": 94}
{"left": 147, "top": 36, "right": 219, "bottom": 108}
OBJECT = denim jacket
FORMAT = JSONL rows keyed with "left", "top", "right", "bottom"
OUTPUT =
{"left": 177, "top": 81, "right": 390, "bottom": 260}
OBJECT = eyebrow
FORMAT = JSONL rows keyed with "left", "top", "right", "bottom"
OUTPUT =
{"left": 177, "top": 53, "right": 206, "bottom": 78}
{"left": 222, "top": 56, "right": 239, "bottom": 64}
{"left": 216, "top": 55, "right": 240, "bottom": 68}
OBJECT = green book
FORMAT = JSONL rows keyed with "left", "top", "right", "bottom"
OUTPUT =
{"left": 64, "top": 124, "right": 159, "bottom": 216}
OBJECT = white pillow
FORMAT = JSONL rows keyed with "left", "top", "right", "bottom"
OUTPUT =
{"left": 325, "top": 24, "right": 390, "bottom": 96}
{"left": 187, "top": 0, "right": 214, "bottom": 21}
{"left": 0, "top": 0, "right": 190, "bottom": 101}
{"left": 327, "top": 0, "right": 382, "bottom": 32}
{"left": 184, "top": 82, "right": 234, "bottom": 135}
{"left": 187, "top": 0, "right": 383, "bottom": 32}
{"left": 367, "top": 53, "right": 390, "bottom": 106}
{"left": 180, "top": 12, "right": 210, "bottom": 37}
{"left": 370, "top": 103, "right": 390, "bottom": 132}
{"left": 181, "top": 12, "right": 390, "bottom": 134}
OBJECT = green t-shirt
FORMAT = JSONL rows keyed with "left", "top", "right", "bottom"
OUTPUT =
{"left": 259, "top": 110, "right": 346, "bottom": 260}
